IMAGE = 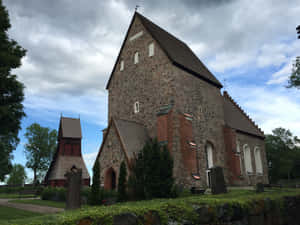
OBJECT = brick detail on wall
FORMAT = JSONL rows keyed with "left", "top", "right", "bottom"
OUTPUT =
{"left": 224, "top": 126, "right": 242, "bottom": 185}
{"left": 179, "top": 114, "right": 197, "bottom": 175}
{"left": 157, "top": 109, "right": 173, "bottom": 154}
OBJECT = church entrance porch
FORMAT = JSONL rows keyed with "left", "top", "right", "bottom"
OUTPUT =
{"left": 104, "top": 168, "right": 116, "bottom": 190}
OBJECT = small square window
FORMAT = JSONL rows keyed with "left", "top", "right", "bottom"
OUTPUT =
{"left": 120, "top": 60, "right": 124, "bottom": 71}
{"left": 149, "top": 43, "right": 154, "bottom": 57}
{"left": 134, "top": 101, "right": 139, "bottom": 113}
{"left": 134, "top": 52, "right": 139, "bottom": 64}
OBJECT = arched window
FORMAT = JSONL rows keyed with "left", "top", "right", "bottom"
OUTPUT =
{"left": 206, "top": 142, "right": 213, "bottom": 169}
{"left": 243, "top": 144, "right": 253, "bottom": 173}
{"left": 134, "top": 101, "right": 139, "bottom": 113}
{"left": 236, "top": 140, "right": 242, "bottom": 175}
{"left": 254, "top": 147, "right": 263, "bottom": 174}
{"left": 134, "top": 52, "right": 139, "bottom": 64}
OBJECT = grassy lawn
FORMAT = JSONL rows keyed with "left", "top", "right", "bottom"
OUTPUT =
{"left": 4, "top": 188, "right": 300, "bottom": 225}
{"left": 9, "top": 199, "right": 65, "bottom": 208}
{"left": 0, "top": 194, "right": 37, "bottom": 199}
{"left": 0, "top": 205, "right": 42, "bottom": 222}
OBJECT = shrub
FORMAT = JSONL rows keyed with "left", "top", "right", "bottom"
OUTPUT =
{"left": 117, "top": 161, "right": 127, "bottom": 201}
{"left": 129, "top": 139, "right": 174, "bottom": 199}
{"left": 41, "top": 187, "right": 66, "bottom": 201}
{"left": 89, "top": 160, "right": 102, "bottom": 205}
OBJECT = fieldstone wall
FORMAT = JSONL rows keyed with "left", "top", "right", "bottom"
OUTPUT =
{"left": 98, "top": 125, "right": 127, "bottom": 188}
{"left": 108, "top": 16, "right": 175, "bottom": 138}
{"left": 236, "top": 132, "right": 269, "bottom": 185}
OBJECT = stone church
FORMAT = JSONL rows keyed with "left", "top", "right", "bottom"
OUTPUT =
{"left": 95, "top": 12, "right": 268, "bottom": 190}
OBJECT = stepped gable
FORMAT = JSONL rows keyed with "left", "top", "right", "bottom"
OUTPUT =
{"left": 223, "top": 91, "right": 264, "bottom": 138}
{"left": 106, "top": 12, "right": 222, "bottom": 89}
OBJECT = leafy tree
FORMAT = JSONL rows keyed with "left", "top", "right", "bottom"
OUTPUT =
{"left": 89, "top": 159, "right": 102, "bottom": 205}
{"left": 24, "top": 123, "right": 57, "bottom": 184}
{"left": 0, "top": 0, "right": 26, "bottom": 181}
{"left": 6, "top": 164, "right": 27, "bottom": 185}
{"left": 117, "top": 161, "right": 127, "bottom": 201}
{"left": 287, "top": 56, "right": 300, "bottom": 89}
{"left": 129, "top": 139, "right": 174, "bottom": 199}
{"left": 265, "top": 127, "right": 300, "bottom": 183}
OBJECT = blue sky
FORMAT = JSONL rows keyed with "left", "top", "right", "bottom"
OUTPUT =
{"left": 3, "top": 0, "right": 300, "bottom": 181}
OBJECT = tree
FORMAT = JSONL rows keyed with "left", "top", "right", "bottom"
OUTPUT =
{"left": 129, "top": 139, "right": 174, "bottom": 199}
{"left": 6, "top": 164, "right": 27, "bottom": 185}
{"left": 287, "top": 56, "right": 300, "bottom": 89}
{"left": 265, "top": 127, "right": 300, "bottom": 183}
{"left": 117, "top": 161, "right": 127, "bottom": 202}
{"left": 89, "top": 159, "right": 101, "bottom": 205}
{"left": 24, "top": 123, "right": 57, "bottom": 184}
{"left": 0, "top": 0, "right": 26, "bottom": 181}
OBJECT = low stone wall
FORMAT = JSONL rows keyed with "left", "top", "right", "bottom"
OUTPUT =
{"left": 78, "top": 195, "right": 300, "bottom": 225}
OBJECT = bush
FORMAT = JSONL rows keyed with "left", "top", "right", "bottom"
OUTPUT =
{"left": 41, "top": 187, "right": 66, "bottom": 201}
{"left": 117, "top": 161, "right": 127, "bottom": 202}
{"left": 129, "top": 139, "right": 174, "bottom": 200}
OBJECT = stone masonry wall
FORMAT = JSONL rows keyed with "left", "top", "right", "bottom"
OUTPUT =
{"left": 170, "top": 65, "right": 227, "bottom": 188}
{"left": 236, "top": 132, "right": 269, "bottom": 185}
{"left": 108, "top": 16, "right": 175, "bottom": 138}
{"left": 98, "top": 125, "right": 127, "bottom": 188}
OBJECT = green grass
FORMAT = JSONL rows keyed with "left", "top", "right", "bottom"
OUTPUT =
{"left": 8, "top": 199, "right": 65, "bottom": 209}
{"left": 0, "top": 194, "right": 37, "bottom": 199}
{"left": 0, "top": 205, "right": 42, "bottom": 222}
{"left": 4, "top": 188, "right": 300, "bottom": 225}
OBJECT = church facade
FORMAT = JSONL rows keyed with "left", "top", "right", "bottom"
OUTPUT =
{"left": 95, "top": 12, "right": 268, "bottom": 189}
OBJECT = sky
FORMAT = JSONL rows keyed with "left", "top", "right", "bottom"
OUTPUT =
{"left": 3, "top": 0, "right": 300, "bottom": 181}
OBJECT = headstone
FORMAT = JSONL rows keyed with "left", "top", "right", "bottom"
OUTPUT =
{"left": 210, "top": 166, "right": 227, "bottom": 194}
{"left": 256, "top": 182, "right": 264, "bottom": 193}
{"left": 65, "top": 166, "right": 82, "bottom": 210}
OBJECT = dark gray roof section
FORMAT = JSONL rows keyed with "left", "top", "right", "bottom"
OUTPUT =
{"left": 136, "top": 13, "right": 222, "bottom": 88}
{"left": 223, "top": 92, "right": 264, "bottom": 138}
{"left": 114, "top": 119, "right": 149, "bottom": 159}
{"left": 60, "top": 117, "right": 82, "bottom": 139}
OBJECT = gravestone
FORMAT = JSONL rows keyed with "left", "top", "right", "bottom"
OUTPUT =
{"left": 256, "top": 182, "right": 264, "bottom": 193}
{"left": 210, "top": 166, "right": 227, "bottom": 194}
{"left": 65, "top": 166, "right": 82, "bottom": 210}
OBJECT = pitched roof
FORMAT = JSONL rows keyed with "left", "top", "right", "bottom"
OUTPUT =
{"left": 59, "top": 117, "right": 82, "bottom": 139}
{"left": 47, "top": 155, "right": 90, "bottom": 180}
{"left": 106, "top": 12, "right": 222, "bottom": 89}
{"left": 223, "top": 91, "right": 264, "bottom": 138}
{"left": 114, "top": 119, "right": 149, "bottom": 159}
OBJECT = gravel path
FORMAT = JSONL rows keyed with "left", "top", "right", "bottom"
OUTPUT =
{"left": 0, "top": 198, "right": 64, "bottom": 214}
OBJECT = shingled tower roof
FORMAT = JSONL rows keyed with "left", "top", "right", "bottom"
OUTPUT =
{"left": 59, "top": 117, "right": 82, "bottom": 139}
{"left": 106, "top": 12, "right": 222, "bottom": 89}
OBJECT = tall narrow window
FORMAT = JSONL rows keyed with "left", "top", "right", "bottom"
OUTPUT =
{"left": 120, "top": 60, "right": 124, "bottom": 71}
{"left": 149, "top": 42, "right": 154, "bottom": 57}
{"left": 236, "top": 140, "right": 242, "bottom": 175}
{"left": 254, "top": 147, "right": 263, "bottom": 174}
{"left": 206, "top": 142, "right": 213, "bottom": 169}
{"left": 134, "top": 101, "right": 139, "bottom": 113}
{"left": 243, "top": 144, "right": 253, "bottom": 173}
{"left": 134, "top": 52, "right": 139, "bottom": 64}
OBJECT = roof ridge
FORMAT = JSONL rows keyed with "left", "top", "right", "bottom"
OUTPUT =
{"left": 114, "top": 117, "right": 147, "bottom": 127}
{"left": 223, "top": 91, "right": 264, "bottom": 135}
{"left": 136, "top": 12, "right": 187, "bottom": 47}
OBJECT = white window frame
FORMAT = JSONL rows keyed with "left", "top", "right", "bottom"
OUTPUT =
{"left": 243, "top": 144, "right": 253, "bottom": 174}
{"left": 254, "top": 147, "right": 263, "bottom": 174}
{"left": 206, "top": 143, "right": 213, "bottom": 169}
{"left": 134, "top": 101, "right": 139, "bottom": 113}
{"left": 120, "top": 60, "right": 124, "bottom": 71}
{"left": 134, "top": 52, "right": 139, "bottom": 64}
{"left": 148, "top": 42, "right": 154, "bottom": 57}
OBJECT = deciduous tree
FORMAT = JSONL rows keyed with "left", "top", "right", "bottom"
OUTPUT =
{"left": 24, "top": 123, "right": 57, "bottom": 184}
{"left": 6, "top": 164, "right": 27, "bottom": 185}
{"left": 0, "top": 0, "right": 26, "bottom": 181}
